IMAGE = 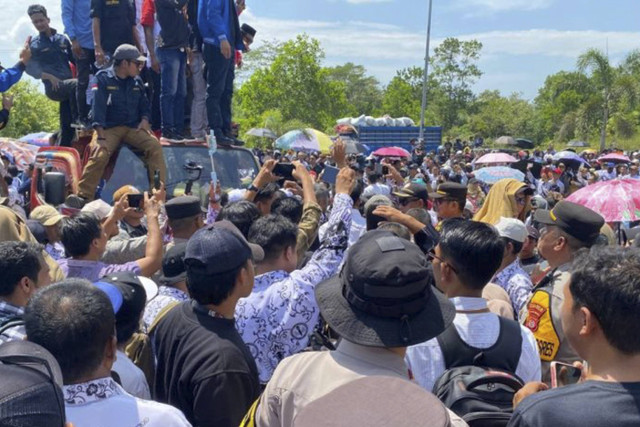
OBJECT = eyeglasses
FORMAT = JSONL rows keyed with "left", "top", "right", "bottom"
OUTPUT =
{"left": 427, "top": 250, "right": 457, "bottom": 273}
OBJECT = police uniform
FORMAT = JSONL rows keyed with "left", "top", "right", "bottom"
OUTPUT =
{"left": 76, "top": 44, "right": 167, "bottom": 202}
{"left": 165, "top": 196, "right": 204, "bottom": 250}
{"left": 428, "top": 182, "right": 468, "bottom": 230}
{"left": 519, "top": 201, "right": 604, "bottom": 383}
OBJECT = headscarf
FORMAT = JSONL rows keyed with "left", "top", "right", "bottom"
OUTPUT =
{"left": 0, "top": 205, "right": 65, "bottom": 282}
{"left": 472, "top": 178, "right": 530, "bottom": 225}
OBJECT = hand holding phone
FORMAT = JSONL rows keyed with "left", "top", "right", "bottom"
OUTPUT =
{"left": 273, "top": 163, "right": 295, "bottom": 181}
{"left": 550, "top": 361, "right": 582, "bottom": 388}
{"left": 127, "top": 193, "right": 143, "bottom": 209}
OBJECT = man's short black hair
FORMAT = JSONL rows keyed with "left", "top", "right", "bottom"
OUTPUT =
{"left": 186, "top": 260, "right": 247, "bottom": 306}
{"left": 314, "top": 184, "right": 330, "bottom": 202}
{"left": 217, "top": 201, "right": 261, "bottom": 238}
{"left": 271, "top": 197, "right": 303, "bottom": 224}
{"left": 60, "top": 213, "right": 102, "bottom": 257}
{"left": 350, "top": 179, "right": 364, "bottom": 205}
{"left": 0, "top": 241, "right": 43, "bottom": 296}
{"left": 377, "top": 222, "right": 411, "bottom": 241}
{"left": 367, "top": 172, "right": 382, "bottom": 184}
{"left": 25, "top": 279, "right": 115, "bottom": 384}
{"left": 501, "top": 237, "right": 523, "bottom": 255}
{"left": 254, "top": 182, "right": 279, "bottom": 204}
{"left": 248, "top": 214, "right": 297, "bottom": 262}
{"left": 439, "top": 218, "right": 504, "bottom": 290}
{"left": 27, "top": 4, "right": 48, "bottom": 17}
{"left": 570, "top": 246, "right": 640, "bottom": 354}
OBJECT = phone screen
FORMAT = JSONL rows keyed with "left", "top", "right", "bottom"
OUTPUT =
{"left": 551, "top": 362, "right": 582, "bottom": 388}
{"left": 322, "top": 165, "right": 340, "bottom": 185}
{"left": 127, "top": 193, "right": 143, "bottom": 208}
{"left": 273, "top": 163, "right": 295, "bottom": 181}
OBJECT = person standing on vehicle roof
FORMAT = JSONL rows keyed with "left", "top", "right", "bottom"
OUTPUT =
{"left": 66, "top": 44, "right": 167, "bottom": 209}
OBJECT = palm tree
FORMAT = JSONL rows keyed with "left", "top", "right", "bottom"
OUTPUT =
{"left": 577, "top": 49, "right": 615, "bottom": 151}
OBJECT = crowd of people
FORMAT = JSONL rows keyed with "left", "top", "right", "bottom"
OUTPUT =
{"left": 0, "top": 2, "right": 640, "bottom": 427}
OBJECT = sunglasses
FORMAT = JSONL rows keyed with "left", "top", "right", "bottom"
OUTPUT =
{"left": 427, "top": 250, "right": 458, "bottom": 274}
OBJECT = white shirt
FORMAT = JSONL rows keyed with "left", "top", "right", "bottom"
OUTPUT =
{"left": 318, "top": 208, "right": 365, "bottom": 246}
{"left": 405, "top": 297, "right": 541, "bottom": 392}
{"left": 64, "top": 377, "right": 191, "bottom": 427}
{"left": 112, "top": 349, "right": 151, "bottom": 399}
{"left": 362, "top": 183, "right": 391, "bottom": 198}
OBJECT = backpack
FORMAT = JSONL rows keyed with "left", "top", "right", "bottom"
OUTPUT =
{"left": 432, "top": 316, "right": 524, "bottom": 427}
{"left": 124, "top": 301, "right": 179, "bottom": 391}
{"left": 0, "top": 316, "right": 25, "bottom": 340}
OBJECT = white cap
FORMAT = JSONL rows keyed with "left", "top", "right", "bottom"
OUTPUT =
{"left": 81, "top": 199, "right": 113, "bottom": 221}
{"left": 464, "top": 200, "right": 473, "bottom": 212}
{"left": 494, "top": 217, "right": 527, "bottom": 243}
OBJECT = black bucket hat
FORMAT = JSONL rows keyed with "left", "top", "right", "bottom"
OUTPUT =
{"left": 316, "top": 230, "right": 455, "bottom": 348}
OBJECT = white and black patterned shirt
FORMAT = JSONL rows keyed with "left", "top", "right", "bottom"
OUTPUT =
{"left": 235, "top": 193, "right": 353, "bottom": 383}
{"left": 0, "top": 301, "right": 25, "bottom": 343}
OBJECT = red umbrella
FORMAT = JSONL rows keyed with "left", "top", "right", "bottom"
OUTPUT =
{"left": 475, "top": 152, "right": 518, "bottom": 165}
{"left": 372, "top": 146, "right": 410, "bottom": 158}
{"left": 566, "top": 179, "right": 640, "bottom": 222}
{"left": 598, "top": 153, "right": 630, "bottom": 164}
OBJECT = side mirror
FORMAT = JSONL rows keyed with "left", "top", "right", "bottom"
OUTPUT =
{"left": 43, "top": 172, "right": 66, "bottom": 206}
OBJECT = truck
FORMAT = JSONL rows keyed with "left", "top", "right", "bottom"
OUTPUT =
{"left": 340, "top": 126, "right": 442, "bottom": 154}
{"left": 30, "top": 135, "right": 260, "bottom": 211}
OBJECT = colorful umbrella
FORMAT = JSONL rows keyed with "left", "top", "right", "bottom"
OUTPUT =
{"left": 475, "top": 152, "right": 518, "bottom": 165}
{"left": 19, "top": 132, "right": 53, "bottom": 147}
{"left": 0, "top": 138, "right": 39, "bottom": 170}
{"left": 598, "top": 153, "right": 630, "bottom": 164}
{"left": 553, "top": 151, "right": 589, "bottom": 166}
{"left": 474, "top": 166, "right": 525, "bottom": 184}
{"left": 274, "top": 129, "right": 332, "bottom": 154}
{"left": 566, "top": 179, "right": 640, "bottom": 222}
{"left": 371, "top": 146, "right": 411, "bottom": 158}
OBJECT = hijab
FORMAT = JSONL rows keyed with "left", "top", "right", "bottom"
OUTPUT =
{"left": 472, "top": 178, "right": 530, "bottom": 225}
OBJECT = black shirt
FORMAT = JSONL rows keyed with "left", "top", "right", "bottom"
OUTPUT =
{"left": 508, "top": 381, "right": 640, "bottom": 426}
{"left": 155, "top": 0, "right": 190, "bottom": 49}
{"left": 90, "top": 0, "right": 136, "bottom": 55}
{"left": 153, "top": 300, "right": 260, "bottom": 427}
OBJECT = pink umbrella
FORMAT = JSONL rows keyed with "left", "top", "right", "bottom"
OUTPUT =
{"left": 566, "top": 179, "right": 640, "bottom": 222}
{"left": 372, "top": 146, "right": 411, "bottom": 158}
{"left": 475, "top": 152, "right": 518, "bottom": 165}
{"left": 598, "top": 153, "right": 630, "bottom": 164}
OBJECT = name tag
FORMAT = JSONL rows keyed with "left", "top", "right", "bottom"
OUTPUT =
{"left": 106, "top": 86, "right": 118, "bottom": 91}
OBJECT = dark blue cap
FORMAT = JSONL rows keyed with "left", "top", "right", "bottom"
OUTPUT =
{"left": 185, "top": 220, "right": 264, "bottom": 275}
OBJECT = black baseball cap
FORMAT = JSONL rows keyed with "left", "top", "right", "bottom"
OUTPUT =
{"left": 113, "top": 44, "right": 146, "bottom": 62}
{"left": 185, "top": 220, "right": 264, "bottom": 275}
{"left": 100, "top": 272, "right": 153, "bottom": 328}
{"left": 241, "top": 23, "right": 257, "bottom": 38}
{"left": 429, "top": 182, "right": 467, "bottom": 200}
{"left": 534, "top": 201, "right": 604, "bottom": 244}
{"left": 165, "top": 195, "right": 205, "bottom": 220}
{"left": 393, "top": 182, "right": 429, "bottom": 201}
{"left": 159, "top": 242, "right": 187, "bottom": 285}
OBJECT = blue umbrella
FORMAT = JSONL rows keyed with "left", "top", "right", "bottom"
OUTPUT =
{"left": 474, "top": 166, "right": 525, "bottom": 184}
{"left": 553, "top": 151, "right": 589, "bottom": 166}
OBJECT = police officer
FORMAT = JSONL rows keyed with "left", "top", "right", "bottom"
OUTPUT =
{"left": 519, "top": 201, "right": 604, "bottom": 383}
{"left": 66, "top": 44, "right": 167, "bottom": 209}
{"left": 428, "top": 182, "right": 468, "bottom": 224}
{"left": 165, "top": 196, "right": 204, "bottom": 249}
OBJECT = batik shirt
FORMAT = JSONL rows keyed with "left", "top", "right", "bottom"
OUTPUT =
{"left": 235, "top": 193, "right": 353, "bottom": 383}
{"left": 493, "top": 258, "right": 533, "bottom": 315}
{"left": 0, "top": 301, "right": 25, "bottom": 343}
{"left": 142, "top": 286, "right": 189, "bottom": 331}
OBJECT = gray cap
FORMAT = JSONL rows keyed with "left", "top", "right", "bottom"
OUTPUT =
{"left": 113, "top": 44, "right": 146, "bottom": 62}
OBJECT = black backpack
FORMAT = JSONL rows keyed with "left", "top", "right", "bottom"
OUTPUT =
{"left": 432, "top": 316, "right": 524, "bottom": 427}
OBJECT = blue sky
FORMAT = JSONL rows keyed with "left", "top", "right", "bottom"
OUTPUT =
{"left": 2, "top": 0, "right": 639, "bottom": 101}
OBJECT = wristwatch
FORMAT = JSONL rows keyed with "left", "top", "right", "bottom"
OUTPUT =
{"left": 247, "top": 183, "right": 260, "bottom": 192}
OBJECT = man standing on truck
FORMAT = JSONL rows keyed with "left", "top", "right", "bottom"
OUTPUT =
{"left": 65, "top": 44, "right": 167, "bottom": 209}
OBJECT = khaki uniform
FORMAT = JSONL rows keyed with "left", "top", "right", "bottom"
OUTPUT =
{"left": 78, "top": 127, "right": 167, "bottom": 200}
{"left": 519, "top": 263, "right": 578, "bottom": 383}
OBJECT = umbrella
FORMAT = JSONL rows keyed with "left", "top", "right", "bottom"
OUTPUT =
{"left": 475, "top": 152, "right": 518, "bottom": 165}
{"left": 495, "top": 136, "right": 516, "bottom": 145}
{"left": 567, "top": 140, "right": 589, "bottom": 148}
{"left": 566, "top": 179, "right": 640, "bottom": 222}
{"left": 0, "top": 138, "right": 39, "bottom": 170}
{"left": 553, "top": 151, "right": 589, "bottom": 166}
{"left": 515, "top": 138, "right": 535, "bottom": 149}
{"left": 474, "top": 166, "right": 525, "bottom": 184}
{"left": 245, "top": 128, "right": 277, "bottom": 139}
{"left": 19, "top": 132, "right": 53, "bottom": 147}
{"left": 274, "top": 129, "right": 333, "bottom": 154}
{"left": 372, "top": 146, "right": 411, "bottom": 158}
{"left": 598, "top": 153, "right": 630, "bottom": 164}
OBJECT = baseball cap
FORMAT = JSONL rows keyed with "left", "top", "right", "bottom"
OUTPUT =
{"left": 392, "top": 182, "right": 429, "bottom": 201}
{"left": 81, "top": 199, "right": 112, "bottom": 221}
{"left": 100, "top": 272, "right": 155, "bottom": 327}
{"left": 429, "top": 182, "right": 467, "bottom": 200}
{"left": 159, "top": 242, "right": 188, "bottom": 285}
{"left": 185, "top": 220, "right": 264, "bottom": 275}
{"left": 112, "top": 185, "right": 140, "bottom": 204}
{"left": 526, "top": 225, "right": 540, "bottom": 240}
{"left": 534, "top": 200, "right": 604, "bottom": 244}
{"left": 607, "top": 162, "right": 615, "bottom": 168}
{"left": 93, "top": 281, "right": 124, "bottom": 313}
{"left": 494, "top": 217, "right": 527, "bottom": 243}
{"left": 30, "top": 205, "right": 65, "bottom": 227}
{"left": 113, "top": 44, "right": 146, "bottom": 62}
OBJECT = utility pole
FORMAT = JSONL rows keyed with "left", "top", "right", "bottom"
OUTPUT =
{"left": 418, "top": 0, "right": 434, "bottom": 145}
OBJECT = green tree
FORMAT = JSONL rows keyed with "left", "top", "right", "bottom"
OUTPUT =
{"left": 325, "top": 62, "right": 383, "bottom": 116}
{"left": 235, "top": 39, "right": 283, "bottom": 83}
{"left": 1, "top": 80, "right": 59, "bottom": 138}
{"left": 235, "top": 35, "right": 351, "bottom": 131}
{"left": 380, "top": 66, "right": 440, "bottom": 123}
{"left": 467, "top": 90, "right": 537, "bottom": 139}
{"left": 430, "top": 38, "right": 483, "bottom": 131}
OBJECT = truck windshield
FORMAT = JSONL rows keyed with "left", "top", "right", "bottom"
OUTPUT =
{"left": 100, "top": 145, "right": 259, "bottom": 203}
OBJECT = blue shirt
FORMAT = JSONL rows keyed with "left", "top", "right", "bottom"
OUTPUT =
{"left": 0, "top": 63, "right": 25, "bottom": 93}
{"left": 62, "top": 0, "right": 94, "bottom": 50}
